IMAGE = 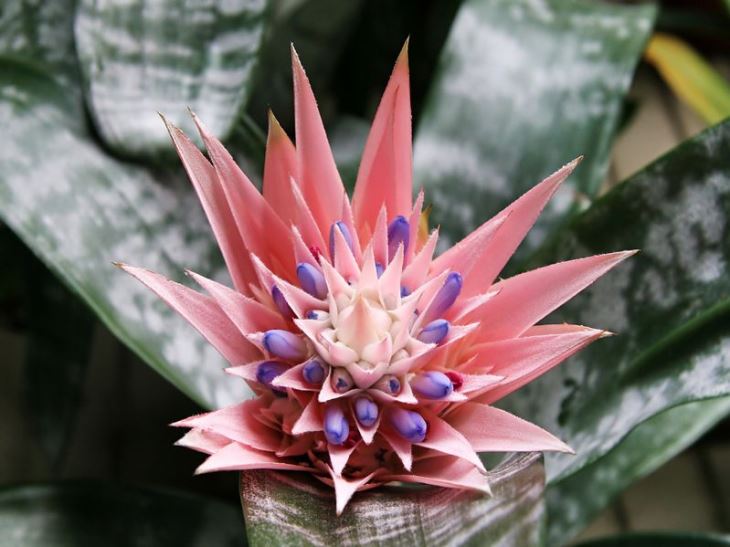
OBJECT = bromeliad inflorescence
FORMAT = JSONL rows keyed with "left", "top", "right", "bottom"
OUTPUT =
{"left": 119, "top": 43, "right": 633, "bottom": 514}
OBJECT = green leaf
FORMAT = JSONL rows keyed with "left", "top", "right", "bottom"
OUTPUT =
{"left": 74, "top": 0, "right": 269, "bottom": 158}
{"left": 547, "top": 396, "right": 730, "bottom": 545}
{"left": 0, "top": 482, "right": 244, "bottom": 546}
{"left": 645, "top": 33, "right": 730, "bottom": 125}
{"left": 330, "top": 115, "right": 369, "bottom": 190}
{"left": 247, "top": 0, "right": 364, "bottom": 129}
{"left": 504, "top": 118, "right": 730, "bottom": 487}
{"left": 0, "top": 225, "right": 94, "bottom": 471}
{"left": 241, "top": 453, "right": 545, "bottom": 546}
{"left": 413, "top": 0, "right": 656, "bottom": 256}
{"left": 0, "top": 0, "right": 78, "bottom": 81}
{"left": 574, "top": 532, "right": 730, "bottom": 547}
{"left": 21, "top": 242, "right": 95, "bottom": 471}
{"left": 0, "top": 57, "right": 248, "bottom": 409}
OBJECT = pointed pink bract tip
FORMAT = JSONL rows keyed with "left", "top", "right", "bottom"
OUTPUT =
{"left": 396, "top": 37, "right": 410, "bottom": 69}
{"left": 267, "top": 110, "right": 289, "bottom": 142}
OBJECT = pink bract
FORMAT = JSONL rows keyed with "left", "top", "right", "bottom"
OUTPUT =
{"left": 120, "top": 43, "right": 633, "bottom": 514}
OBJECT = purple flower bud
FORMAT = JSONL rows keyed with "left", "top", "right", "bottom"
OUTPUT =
{"left": 302, "top": 359, "right": 327, "bottom": 385}
{"left": 331, "top": 367, "right": 354, "bottom": 393}
{"left": 417, "top": 319, "right": 450, "bottom": 345}
{"left": 375, "top": 262, "right": 385, "bottom": 278}
{"left": 410, "top": 371, "right": 454, "bottom": 399}
{"left": 256, "top": 361, "right": 288, "bottom": 393}
{"left": 375, "top": 374, "right": 401, "bottom": 396}
{"left": 329, "top": 221, "right": 354, "bottom": 261}
{"left": 430, "top": 272, "right": 463, "bottom": 317}
{"left": 390, "top": 407, "right": 427, "bottom": 443}
{"left": 324, "top": 405, "right": 349, "bottom": 445}
{"left": 387, "top": 215, "right": 410, "bottom": 260}
{"left": 306, "top": 310, "right": 321, "bottom": 320}
{"left": 271, "top": 286, "right": 293, "bottom": 318}
{"left": 263, "top": 330, "right": 306, "bottom": 361}
{"left": 296, "top": 263, "right": 327, "bottom": 299}
{"left": 354, "top": 397, "right": 379, "bottom": 427}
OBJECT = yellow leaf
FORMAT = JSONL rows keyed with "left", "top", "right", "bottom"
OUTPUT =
{"left": 645, "top": 33, "right": 730, "bottom": 125}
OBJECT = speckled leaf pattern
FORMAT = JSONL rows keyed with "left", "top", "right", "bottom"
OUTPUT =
{"left": 241, "top": 453, "right": 544, "bottom": 547}
{"left": 0, "top": 482, "right": 244, "bottom": 546}
{"left": 547, "top": 396, "right": 730, "bottom": 545}
{"left": 503, "top": 119, "right": 730, "bottom": 487}
{"left": 0, "top": 59, "right": 249, "bottom": 409}
{"left": 413, "top": 0, "right": 656, "bottom": 255}
{"left": 0, "top": 0, "right": 78, "bottom": 82}
{"left": 74, "top": 0, "right": 268, "bottom": 158}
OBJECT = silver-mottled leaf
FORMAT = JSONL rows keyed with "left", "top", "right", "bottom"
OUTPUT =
{"left": 0, "top": 57, "right": 248, "bottom": 409}
{"left": 0, "top": 0, "right": 78, "bottom": 81}
{"left": 75, "top": 0, "right": 268, "bottom": 157}
{"left": 241, "top": 453, "right": 545, "bottom": 546}
{"left": 504, "top": 119, "right": 730, "bottom": 486}
{"left": 414, "top": 0, "right": 656, "bottom": 256}
{"left": 547, "top": 396, "right": 730, "bottom": 544}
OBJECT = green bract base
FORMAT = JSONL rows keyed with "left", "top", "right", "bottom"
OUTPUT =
{"left": 240, "top": 453, "right": 544, "bottom": 546}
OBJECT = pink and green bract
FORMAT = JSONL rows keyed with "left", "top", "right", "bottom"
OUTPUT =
{"left": 120, "top": 43, "right": 633, "bottom": 514}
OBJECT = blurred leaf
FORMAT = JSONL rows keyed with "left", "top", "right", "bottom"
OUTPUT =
{"left": 0, "top": 226, "right": 27, "bottom": 328}
{"left": 414, "top": 0, "right": 656, "bottom": 256}
{"left": 574, "top": 532, "right": 730, "bottom": 547}
{"left": 0, "top": 57, "right": 249, "bottom": 409}
{"left": 0, "top": 0, "right": 78, "bottom": 82}
{"left": 74, "top": 0, "right": 269, "bottom": 159}
{"left": 645, "top": 33, "right": 730, "bottom": 125}
{"left": 22, "top": 254, "right": 95, "bottom": 472}
{"left": 333, "top": 0, "right": 462, "bottom": 121}
{"left": 330, "top": 115, "right": 369, "bottom": 190}
{"left": 0, "top": 226, "right": 94, "bottom": 471}
{"left": 247, "top": 0, "right": 364, "bottom": 130}
{"left": 547, "top": 396, "right": 730, "bottom": 544}
{"left": 0, "top": 481, "right": 244, "bottom": 546}
{"left": 505, "top": 119, "right": 730, "bottom": 488}
{"left": 241, "top": 453, "right": 545, "bottom": 545}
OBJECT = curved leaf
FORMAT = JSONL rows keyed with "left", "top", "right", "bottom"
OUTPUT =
{"left": 547, "top": 396, "right": 730, "bottom": 545}
{"left": 413, "top": 0, "right": 656, "bottom": 255}
{"left": 0, "top": 0, "right": 77, "bottom": 81}
{"left": 75, "top": 0, "right": 268, "bottom": 158}
{"left": 247, "top": 0, "right": 364, "bottom": 129}
{"left": 0, "top": 482, "right": 244, "bottom": 546}
{"left": 0, "top": 226, "right": 94, "bottom": 471}
{"left": 22, "top": 250, "right": 95, "bottom": 471}
{"left": 241, "top": 453, "right": 544, "bottom": 546}
{"left": 504, "top": 119, "right": 730, "bottom": 485}
{"left": 645, "top": 33, "right": 730, "bottom": 125}
{"left": 0, "top": 58, "right": 248, "bottom": 409}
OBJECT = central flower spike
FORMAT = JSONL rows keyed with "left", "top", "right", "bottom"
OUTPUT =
{"left": 120, "top": 41, "right": 634, "bottom": 515}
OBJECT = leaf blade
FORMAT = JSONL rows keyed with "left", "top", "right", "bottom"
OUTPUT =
{"left": 74, "top": 0, "right": 269, "bottom": 158}
{"left": 241, "top": 453, "right": 545, "bottom": 546}
{"left": 503, "top": 118, "right": 730, "bottom": 490}
{"left": 0, "top": 58, "right": 249, "bottom": 409}
{"left": 413, "top": 0, "right": 656, "bottom": 255}
{"left": 645, "top": 33, "right": 730, "bottom": 125}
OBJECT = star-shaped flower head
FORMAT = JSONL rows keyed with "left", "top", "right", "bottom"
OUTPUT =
{"left": 120, "top": 42, "right": 633, "bottom": 515}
